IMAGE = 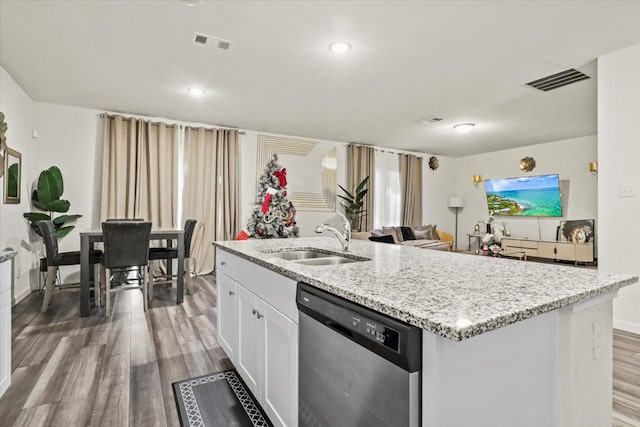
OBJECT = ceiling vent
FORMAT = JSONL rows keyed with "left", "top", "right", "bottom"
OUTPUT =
{"left": 193, "top": 32, "right": 232, "bottom": 50}
{"left": 525, "top": 68, "right": 590, "bottom": 91}
{"left": 419, "top": 116, "right": 443, "bottom": 125}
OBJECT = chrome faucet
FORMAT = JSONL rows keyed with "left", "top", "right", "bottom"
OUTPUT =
{"left": 315, "top": 212, "right": 351, "bottom": 252}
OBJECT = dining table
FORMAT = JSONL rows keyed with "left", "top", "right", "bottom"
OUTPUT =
{"left": 79, "top": 227, "right": 185, "bottom": 316}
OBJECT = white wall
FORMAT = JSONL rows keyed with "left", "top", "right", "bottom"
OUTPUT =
{"left": 31, "top": 103, "right": 103, "bottom": 284}
{"left": 453, "top": 135, "right": 598, "bottom": 247}
{"left": 598, "top": 43, "right": 640, "bottom": 334}
{"left": 423, "top": 154, "right": 457, "bottom": 240}
{"left": 0, "top": 66, "right": 36, "bottom": 303}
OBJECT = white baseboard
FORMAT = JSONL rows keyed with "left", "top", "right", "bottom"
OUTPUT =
{"left": 613, "top": 319, "right": 640, "bottom": 335}
{"left": 12, "top": 287, "right": 33, "bottom": 306}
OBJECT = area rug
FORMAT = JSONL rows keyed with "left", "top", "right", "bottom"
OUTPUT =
{"left": 173, "top": 369, "right": 273, "bottom": 427}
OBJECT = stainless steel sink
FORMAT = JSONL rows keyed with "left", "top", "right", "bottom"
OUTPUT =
{"left": 264, "top": 248, "right": 370, "bottom": 265}
{"left": 294, "top": 256, "right": 361, "bottom": 266}
{"left": 271, "top": 250, "right": 331, "bottom": 261}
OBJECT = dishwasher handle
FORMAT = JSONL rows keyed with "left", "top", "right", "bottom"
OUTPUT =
{"left": 325, "top": 320, "right": 354, "bottom": 339}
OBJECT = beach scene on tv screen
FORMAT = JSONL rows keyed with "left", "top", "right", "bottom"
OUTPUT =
{"left": 484, "top": 174, "right": 563, "bottom": 217}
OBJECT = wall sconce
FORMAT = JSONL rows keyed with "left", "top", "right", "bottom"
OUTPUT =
{"left": 472, "top": 175, "right": 483, "bottom": 184}
{"left": 519, "top": 156, "right": 536, "bottom": 172}
{"left": 589, "top": 162, "right": 598, "bottom": 175}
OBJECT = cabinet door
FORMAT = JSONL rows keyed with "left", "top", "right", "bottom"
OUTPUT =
{"left": 0, "top": 289, "right": 10, "bottom": 397}
{"left": 555, "top": 242, "right": 575, "bottom": 261}
{"left": 217, "top": 272, "right": 238, "bottom": 364}
{"left": 262, "top": 301, "right": 298, "bottom": 427}
{"left": 537, "top": 242, "right": 556, "bottom": 259}
{"left": 575, "top": 244, "right": 594, "bottom": 263}
{"left": 236, "top": 284, "right": 262, "bottom": 399}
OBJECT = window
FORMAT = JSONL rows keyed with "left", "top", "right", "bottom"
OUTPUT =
{"left": 373, "top": 150, "right": 401, "bottom": 228}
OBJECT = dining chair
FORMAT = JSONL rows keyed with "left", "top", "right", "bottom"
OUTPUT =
{"left": 105, "top": 218, "right": 144, "bottom": 286}
{"left": 38, "top": 220, "right": 102, "bottom": 313}
{"left": 148, "top": 219, "right": 197, "bottom": 298}
{"left": 100, "top": 221, "right": 152, "bottom": 315}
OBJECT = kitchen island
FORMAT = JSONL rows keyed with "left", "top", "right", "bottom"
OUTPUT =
{"left": 214, "top": 237, "right": 638, "bottom": 427}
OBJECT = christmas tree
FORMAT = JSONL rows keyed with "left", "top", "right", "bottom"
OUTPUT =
{"left": 247, "top": 154, "right": 299, "bottom": 239}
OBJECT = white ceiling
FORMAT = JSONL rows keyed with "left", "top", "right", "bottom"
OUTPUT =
{"left": 1, "top": 1, "right": 639, "bottom": 157}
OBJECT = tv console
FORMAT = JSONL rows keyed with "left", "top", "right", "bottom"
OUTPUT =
{"left": 501, "top": 238, "right": 595, "bottom": 265}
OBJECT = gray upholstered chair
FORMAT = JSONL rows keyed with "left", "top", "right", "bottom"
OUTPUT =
{"left": 105, "top": 218, "right": 145, "bottom": 285}
{"left": 100, "top": 221, "right": 152, "bottom": 315}
{"left": 148, "top": 219, "right": 197, "bottom": 296}
{"left": 38, "top": 220, "right": 102, "bottom": 313}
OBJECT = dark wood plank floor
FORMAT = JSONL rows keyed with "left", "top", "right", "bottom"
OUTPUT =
{"left": 1, "top": 274, "right": 639, "bottom": 426}
{"left": 0, "top": 275, "right": 232, "bottom": 427}
{"left": 613, "top": 329, "right": 640, "bottom": 427}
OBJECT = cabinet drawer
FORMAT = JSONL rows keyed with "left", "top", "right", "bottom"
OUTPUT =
{"left": 216, "top": 249, "right": 241, "bottom": 280}
{"left": 519, "top": 240, "right": 538, "bottom": 249}
{"left": 523, "top": 248, "right": 538, "bottom": 257}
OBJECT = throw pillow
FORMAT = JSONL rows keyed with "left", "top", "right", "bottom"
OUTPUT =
{"left": 370, "top": 229, "right": 385, "bottom": 237}
{"left": 368, "top": 235, "right": 396, "bottom": 244}
{"left": 414, "top": 229, "right": 430, "bottom": 240}
{"left": 400, "top": 226, "right": 416, "bottom": 241}
{"left": 382, "top": 227, "right": 400, "bottom": 243}
{"left": 351, "top": 231, "right": 372, "bottom": 241}
{"left": 430, "top": 224, "right": 439, "bottom": 240}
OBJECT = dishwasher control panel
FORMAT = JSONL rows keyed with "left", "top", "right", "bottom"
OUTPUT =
{"left": 299, "top": 289, "right": 400, "bottom": 352}
{"left": 351, "top": 316, "right": 400, "bottom": 351}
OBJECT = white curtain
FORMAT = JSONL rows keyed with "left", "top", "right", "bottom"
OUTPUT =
{"left": 183, "top": 127, "right": 239, "bottom": 275}
{"left": 373, "top": 150, "right": 401, "bottom": 228}
{"left": 100, "top": 115, "right": 177, "bottom": 226}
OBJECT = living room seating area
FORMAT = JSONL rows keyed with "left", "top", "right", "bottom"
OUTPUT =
{"left": 352, "top": 224, "right": 454, "bottom": 251}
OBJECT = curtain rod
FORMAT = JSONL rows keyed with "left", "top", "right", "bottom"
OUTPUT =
{"left": 347, "top": 143, "right": 423, "bottom": 159}
{"left": 99, "top": 113, "right": 246, "bottom": 134}
{"left": 374, "top": 148, "right": 422, "bottom": 159}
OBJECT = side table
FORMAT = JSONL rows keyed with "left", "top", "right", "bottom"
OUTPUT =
{"left": 467, "top": 232, "right": 484, "bottom": 252}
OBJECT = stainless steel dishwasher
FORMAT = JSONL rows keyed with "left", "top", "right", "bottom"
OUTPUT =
{"left": 297, "top": 282, "right": 422, "bottom": 427}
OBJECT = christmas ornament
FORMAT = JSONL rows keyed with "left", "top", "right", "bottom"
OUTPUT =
{"left": 262, "top": 187, "right": 278, "bottom": 214}
{"left": 274, "top": 168, "right": 287, "bottom": 187}
{"left": 257, "top": 229, "right": 264, "bottom": 236}
{"left": 235, "top": 230, "right": 249, "bottom": 240}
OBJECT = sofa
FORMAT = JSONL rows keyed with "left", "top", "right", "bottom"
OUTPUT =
{"left": 352, "top": 225, "right": 453, "bottom": 251}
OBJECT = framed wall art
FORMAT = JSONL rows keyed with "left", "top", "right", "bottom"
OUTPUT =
{"left": 558, "top": 219, "right": 595, "bottom": 243}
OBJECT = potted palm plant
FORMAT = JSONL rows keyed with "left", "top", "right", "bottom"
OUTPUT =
{"left": 23, "top": 166, "right": 82, "bottom": 238}
{"left": 337, "top": 176, "right": 369, "bottom": 231}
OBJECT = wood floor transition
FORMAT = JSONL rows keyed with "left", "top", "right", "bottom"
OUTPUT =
{"left": 0, "top": 274, "right": 638, "bottom": 426}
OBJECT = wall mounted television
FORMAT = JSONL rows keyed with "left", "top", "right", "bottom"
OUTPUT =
{"left": 484, "top": 174, "right": 563, "bottom": 217}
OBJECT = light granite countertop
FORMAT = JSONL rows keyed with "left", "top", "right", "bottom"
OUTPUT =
{"left": 214, "top": 237, "right": 638, "bottom": 341}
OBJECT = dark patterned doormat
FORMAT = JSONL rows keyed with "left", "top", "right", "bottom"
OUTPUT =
{"left": 173, "top": 369, "right": 273, "bottom": 427}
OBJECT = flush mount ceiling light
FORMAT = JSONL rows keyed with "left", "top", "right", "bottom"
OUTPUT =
{"left": 187, "top": 87, "right": 205, "bottom": 96}
{"left": 181, "top": 0, "right": 204, "bottom": 6}
{"left": 329, "top": 42, "right": 351, "bottom": 54}
{"left": 453, "top": 123, "right": 475, "bottom": 134}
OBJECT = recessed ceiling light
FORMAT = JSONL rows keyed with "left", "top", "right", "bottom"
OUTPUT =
{"left": 329, "top": 42, "right": 351, "bottom": 54}
{"left": 453, "top": 123, "right": 475, "bottom": 134}
{"left": 187, "top": 87, "right": 205, "bottom": 96}
{"left": 182, "top": 0, "right": 204, "bottom": 6}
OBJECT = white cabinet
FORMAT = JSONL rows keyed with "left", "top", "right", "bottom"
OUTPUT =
{"left": 236, "top": 284, "right": 262, "bottom": 397}
{"left": 262, "top": 302, "right": 298, "bottom": 427}
{"left": 217, "top": 272, "right": 238, "bottom": 364}
{"left": 216, "top": 248, "right": 298, "bottom": 427}
{"left": 0, "top": 255, "right": 13, "bottom": 398}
